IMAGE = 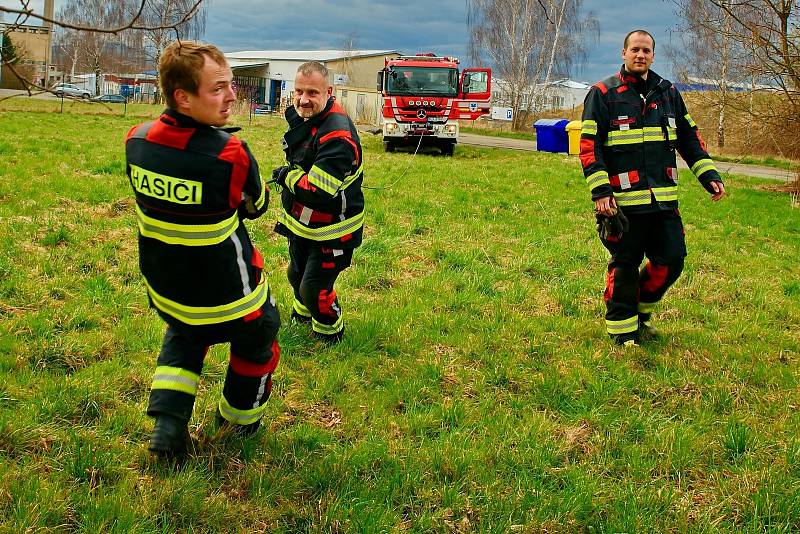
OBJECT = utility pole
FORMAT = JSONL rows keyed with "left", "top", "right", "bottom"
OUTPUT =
{"left": 43, "top": 0, "right": 54, "bottom": 88}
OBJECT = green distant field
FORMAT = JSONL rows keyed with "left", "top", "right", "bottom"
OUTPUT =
{"left": 1, "top": 99, "right": 799, "bottom": 532}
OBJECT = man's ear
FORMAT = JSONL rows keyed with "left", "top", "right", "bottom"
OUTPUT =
{"left": 326, "top": 85, "right": 333, "bottom": 97}
{"left": 174, "top": 88, "right": 191, "bottom": 111}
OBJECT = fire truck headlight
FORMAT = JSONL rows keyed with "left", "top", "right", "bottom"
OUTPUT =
{"left": 445, "top": 124, "right": 457, "bottom": 134}
{"left": 386, "top": 123, "right": 398, "bottom": 133}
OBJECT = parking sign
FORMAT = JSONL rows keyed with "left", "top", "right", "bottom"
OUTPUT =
{"left": 490, "top": 107, "right": 514, "bottom": 121}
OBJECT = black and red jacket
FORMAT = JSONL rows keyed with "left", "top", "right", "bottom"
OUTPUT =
{"left": 125, "top": 109, "right": 270, "bottom": 327}
{"left": 580, "top": 67, "right": 722, "bottom": 214}
{"left": 275, "top": 97, "right": 364, "bottom": 249}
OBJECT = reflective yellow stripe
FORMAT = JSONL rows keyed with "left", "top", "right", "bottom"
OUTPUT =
{"left": 685, "top": 113, "right": 696, "bottom": 128}
{"left": 306, "top": 164, "right": 364, "bottom": 196}
{"left": 307, "top": 165, "right": 342, "bottom": 195}
{"left": 582, "top": 120, "right": 598, "bottom": 136}
{"left": 254, "top": 176, "right": 266, "bottom": 210}
{"left": 218, "top": 395, "right": 268, "bottom": 425}
{"left": 606, "top": 316, "right": 639, "bottom": 334}
{"left": 342, "top": 164, "right": 364, "bottom": 190}
{"left": 151, "top": 366, "right": 200, "bottom": 396}
{"left": 691, "top": 158, "right": 717, "bottom": 178}
{"left": 293, "top": 298, "right": 311, "bottom": 317}
{"left": 653, "top": 186, "right": 678, "bottom": 202}
{"left": 312, "top": 315, "right": 344, "bottom": 335}
{"left": 136, "top": 205, "right": 239, "bottom": 246}
{"left": 638, "top": 301, "right": 656, "bottom": 314}
{"left": 286, "top": 168, "right": 305, "bottom": 194}
{"left": 145, "top": 277, "right": 269, "bottom": 326}
{"left": 606, "top": 129, "right": 644, "bottom": 146}
{"left": 642, "top": 127, "right": 666, "bottom": 142}
{"left": 605, "top": 127, "right": 675, "bottom": 146}
{"left": 586, "top": 170, "right": 610, "bottom": 189}
{"left": 615, "top": 190, "right": 653, "bottom": 206}
{"left": 277, "top": 209, "right": 364, "bottom": 241}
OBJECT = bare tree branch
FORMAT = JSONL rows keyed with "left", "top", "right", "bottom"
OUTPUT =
{"left": 0, "top": 0, "right": 204, "bottom": 35}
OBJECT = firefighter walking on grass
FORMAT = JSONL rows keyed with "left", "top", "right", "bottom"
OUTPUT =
{"left": 125, "top": 41, "right": 280, "bottom": 456}
{"left": 580, "top": 29, "right": 727, "bottom": 346}
{"left": 273, "top": 61, "right": 365, "bottom": 343}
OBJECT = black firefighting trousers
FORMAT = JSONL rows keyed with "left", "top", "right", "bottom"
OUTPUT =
{"left": 287, "top": 236, "right": 353, "bottom": 341}
{"left": 147, "top": 293, "right": 280, "bottom": 427}
{"left": 600, "top": 209, "right": 687, "bottom": 342}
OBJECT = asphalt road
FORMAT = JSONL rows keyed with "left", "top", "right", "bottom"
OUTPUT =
{"left": 0, "top": 88, "right": 62, "bottom": 100}
{"left": 459, "top": 132, "right": 795, "bottom": 181}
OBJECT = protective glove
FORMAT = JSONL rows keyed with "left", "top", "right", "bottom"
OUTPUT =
{"left": 595, "top": 209, "right": 629, "bottom": 241}
{"left": 271, "top": 166, "right": 290, "bottom": 187}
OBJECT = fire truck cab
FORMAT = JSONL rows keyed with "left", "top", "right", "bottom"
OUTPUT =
{"left": 377, "top": 54, "right": 491, "bottom": 155}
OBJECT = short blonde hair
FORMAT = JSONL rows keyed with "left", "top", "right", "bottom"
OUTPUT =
{"left": 159, "top": 41, "right": 228, "bottom": 109}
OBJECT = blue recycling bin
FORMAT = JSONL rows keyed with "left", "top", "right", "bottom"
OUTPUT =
{"left": 533, "top": 118, "right": 569, "bottom": 153}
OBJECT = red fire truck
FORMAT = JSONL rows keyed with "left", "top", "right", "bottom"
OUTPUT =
{"left": 377, "top": 54, "right": 491, "bottom": 155}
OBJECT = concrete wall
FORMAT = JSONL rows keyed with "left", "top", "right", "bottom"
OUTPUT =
{"left": 334, "top": 85, "right": 382, "bottom": 125}
{"left": 327, "top": 53, "right": 398, "bottom": 92}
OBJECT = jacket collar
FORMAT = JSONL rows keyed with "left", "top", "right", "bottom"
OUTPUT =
{"left": 160, "top": 108, "right": 210, "bottom": 128}
{"left": 158, "top": 108, "right": 241, "bottom": 134}
{"left": 618, "top": 66, "right": 671, "bottom": 95}
{"left": 283, "top": 96, "right": 336, "bottom": 147}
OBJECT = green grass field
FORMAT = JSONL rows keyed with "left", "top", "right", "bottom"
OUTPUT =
{"left": 1, "top": 98, "right": 799, "bottom": 533}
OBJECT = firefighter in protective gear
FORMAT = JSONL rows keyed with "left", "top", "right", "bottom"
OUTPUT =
{"left": 274, "top": 61, "right": 364, "bottom": 343}
{"left": 126, "top": 41, "right": 280, "bottom": 456}
{"left": 580, "top": 30, "right": 726, "bottom": 345}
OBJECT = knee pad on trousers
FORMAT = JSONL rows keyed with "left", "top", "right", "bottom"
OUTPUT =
{"left": 605, "top": 264, "right": 639, "bottom": 304}
{"left": 299, "top": 283, "right": 340, "bottom": 320}
{"left": 641, "top": 258, "right": 684, "bottom": 296}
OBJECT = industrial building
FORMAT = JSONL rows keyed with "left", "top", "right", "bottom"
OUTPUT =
{"left": 0, "top": 0, "right": 55, "bottom": 89}
{"left": 224, "top": 49, "right": 399, "bottom": 122}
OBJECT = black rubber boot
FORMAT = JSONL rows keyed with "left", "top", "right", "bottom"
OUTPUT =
{"left": 291, "top": 310, "right": 312, "bottom": 324}
{"left": 216, "top": 407, "right": 261, "bottom": 437}
{"left": 610, "top": 333, "right": 640, "bottom": 347}
{"left": 148, "top": 415, "right": 190, "bottom": 457}
{"left": 638, "top": 320, "right": 659, "bottom": 340}
{"left": 313, "top": 326, "right": 344, "bottom": 344}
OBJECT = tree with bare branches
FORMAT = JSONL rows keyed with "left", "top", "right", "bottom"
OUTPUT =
{"left": 467, "top": 0, "right": 598, "bottom": 129}
{"left": 672, "top": 0, "right": 799, "bottom": 198}
{"left": 134, "top": 0, "right": 209, "bottom": 100}
{"left": 56, "top": 0, "right": 133, "bottom": 95}
{"left": 0, "top": 0, "right": 206, "bottom": 97}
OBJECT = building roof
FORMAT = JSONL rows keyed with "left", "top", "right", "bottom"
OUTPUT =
{"left": 550, "top": 78, "right": 590, "bottom": 89}
{"left": 227, "top": 59, "right": 270, "bottom": 69}
{"left": 492, "top": 77, "right": 590, "bottom": 90}
{"left": 225, "top": 50, "right": 398, "bottom": 62}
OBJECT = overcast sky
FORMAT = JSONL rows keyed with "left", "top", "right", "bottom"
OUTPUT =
{"left": 3, "top": 0, "right": 682, "bottom": 82}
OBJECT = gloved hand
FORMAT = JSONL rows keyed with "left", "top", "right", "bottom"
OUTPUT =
{"left": 271, "top": 166, "right": 290, "bottom": 187}
{"left": 596, "top": 209, "right": 629, "bottom": 240}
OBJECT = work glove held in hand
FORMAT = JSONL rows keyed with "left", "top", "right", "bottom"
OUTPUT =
{"left": 596, "top": 209, "right": 629, "bottom": 240}
{"left": 272, "top": 166, "right": 290, "bottom": 187}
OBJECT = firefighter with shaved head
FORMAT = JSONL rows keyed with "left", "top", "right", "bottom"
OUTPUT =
{"left": 580, "top": 29, "right": 726, "bottom": 346}
{"left": 126, "top": 41, "right": 281, "bottom": 457}
{"left": 272, "top": 61, "right": 365, "bottom": 342}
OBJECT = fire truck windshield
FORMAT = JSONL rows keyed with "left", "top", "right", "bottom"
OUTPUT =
{"left": 386, "top": 67, "right": 459, "bottom": 96}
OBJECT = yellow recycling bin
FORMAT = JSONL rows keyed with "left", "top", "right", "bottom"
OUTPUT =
{"left": 565, "top": 120, "right": 582, "bottom": 156}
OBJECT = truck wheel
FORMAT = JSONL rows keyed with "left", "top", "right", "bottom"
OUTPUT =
{"left": 441, "top": 142, "right": 455, "bottom": 156}
{"left": 383, "top": 140, "right": 396, "bottom": 153}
